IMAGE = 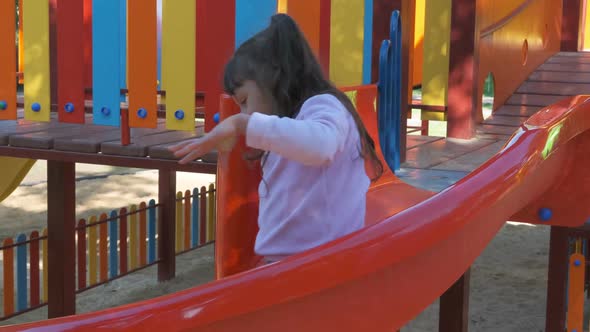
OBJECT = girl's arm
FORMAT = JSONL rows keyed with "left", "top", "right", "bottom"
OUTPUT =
{"left": 244, "top": 95, "right": 350, "bottom": 166}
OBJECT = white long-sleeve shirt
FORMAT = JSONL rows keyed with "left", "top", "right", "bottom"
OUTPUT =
{"left": 246, "top": 93, "right": 370, "bottom": 261}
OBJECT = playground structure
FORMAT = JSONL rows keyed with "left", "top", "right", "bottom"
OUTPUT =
{"left": 0, "top": 1, "right": 590, "bottom": 332}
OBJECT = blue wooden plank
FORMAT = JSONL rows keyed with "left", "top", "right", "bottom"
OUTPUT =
{"left": 16, "top": 234, "right": 27, "bottom": 312}
{"left": 109, "top": 210, "right": 118, "bottom": 278}
{"left": 391, "top": 10, "right": 401, "bottom": 170}
{"left": 93, "top": 0, "right": 121, "bottom": 126}
{"left": 148, "top": 199, "right": 157, "bottom": 263}
{"left": 363, "top": 0, "right": 373, "bottom": 85}
{"left": 191, "top": 188, "right": 199, "bottom": 248}
{"left": 235, "top": 0, "right": 277, "bottom": 49}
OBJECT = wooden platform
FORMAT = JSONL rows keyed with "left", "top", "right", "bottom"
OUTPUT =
{"left": 0, "top": 111, "right": 216, "bottom": 173}
{"left": 403, "top": 51, "right": 590, "bottom": 177}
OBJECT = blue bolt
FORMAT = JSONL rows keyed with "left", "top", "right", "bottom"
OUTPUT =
{"left": 213, "top": 112, "right": 220, "bottom": 124}
{"left": 0, "top": 100, "right": 7, "bottom": 110}
{"left": 31, "top": 102, "right": 41, "bottom": 112}
{"left": 101, "top": 107, "right": 111, "bottom": 116}
{"left": 538, "top": 208, "right": 552, "bottom": 221}
{"left": 174, "top": 109, "right": 185, "bottom": 120}
{"left": 574, "top": 259, "right": 581, "bottom": 267}
{"left": 64, "top": 102, "right": 75, "bottom": 113}
{"left": 137, "top": 108, "right": 148, "bottom": 119}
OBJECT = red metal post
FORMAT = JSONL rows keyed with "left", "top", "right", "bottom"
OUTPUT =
{"left": 47, "top": 161, "right": 76, "bottom": 318}
{"left": 121, "top": 108, "right": 130, "bottom": 146}
{"left": 446, "top": 0, "right": 478, "bottom": 139}
{"left": 157, "top": 169, "right": 176, "bottom": 281}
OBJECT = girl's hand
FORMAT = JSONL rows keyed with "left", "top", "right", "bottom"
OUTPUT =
{"left": 168, "top": 114, "right": 249, "bottom": 164}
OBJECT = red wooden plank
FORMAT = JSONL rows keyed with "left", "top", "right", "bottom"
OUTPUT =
{"left": 139, "top": 202, "right": 147, "bottom": 266}
{"left": 3, "top": 238, "right": 14, "bottom": 316}
{"left": 76, "top": 219, "right": 86, "bottom": 290}
{"left": 200, "top": 186, "right": 207, "bottom": 245}
{"left": 83, "top": 0, "right": 92, "bottom": 92}
{"left": 319, "top": 0, "right": 331, "bottom": 78}
{"left": 99, "top": 213, "right": 108, "bottom": 282}
{"left": 128, "top": 0, "right": 157, "bottom": 128}
{"left": 0, "top": 0, "right": 17, "bottom": 120}
{"left": 30, "top": 231, "right": 40, "bottom": 306}
{"left": 119, "top": 208, "right": 128, "bottom": 274}
{"left": 57, "top": 0, "right": 85, "bottom": 123}
{"left": 196, "top": 0, "right": 235, "bottom": 132}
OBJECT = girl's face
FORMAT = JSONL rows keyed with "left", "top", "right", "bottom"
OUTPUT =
{"left": 232, "top": 80, "right": 273, "bottom": 116}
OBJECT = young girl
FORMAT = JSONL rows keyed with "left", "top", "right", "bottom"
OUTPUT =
{"left": 170, "top": 14, "right": 383, "bottom": 264}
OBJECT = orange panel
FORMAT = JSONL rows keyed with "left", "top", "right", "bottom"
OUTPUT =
{"left": 286, "top": 0, "right": 321, "bottom": 56}
{"left": 0, "top": 0, "right": 17, "bottom": 120}
{"left": 128, "top": 0, "right": 157, "bottom": 128}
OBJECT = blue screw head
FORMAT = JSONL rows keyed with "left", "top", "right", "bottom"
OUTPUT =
{"left": 538, "top": 208, "right": 552, "bottom": 221}
{"left": 174, "top": 109, "right": 185, "bottom": 120}
{"left": 574, "top": 259, "right": 581, "bottom": 267}
{"left": 31, "top": 102, "right": 41, "bottom": 112}
{"left": 101, "top": 107, "right": 111, "bottom": 116}
{"left": 64, "top": 102, "right": 75, "bottom": 113}
{"left": 0, "top": 100, "right": 7, "bottom": 110}
{"left": 213, "top": 112, "right": 220, "bottom": 124}
{"left": 137, "top": 108, "right": 148, "bottom": 119}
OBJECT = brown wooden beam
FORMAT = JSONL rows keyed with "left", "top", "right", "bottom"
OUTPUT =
{"left": 400, "top": 0, "right": 415, "bottom": 162}
{"left": 47, "top": 161, "right": 76, "bottom": 318}
{"left": 447, "top": 0, "right": 478, "bottom": 139}
{"left": 545, "top": 226, "right": 570, "bottom": 332}
{"left": 158, "top": 169, "right": 176, "bottom": 281}
{"left": 439, "top": 268, "right": 471, "bottom": 332}
{"left": 561, "top": 0, "right": 582, "bottom": 51}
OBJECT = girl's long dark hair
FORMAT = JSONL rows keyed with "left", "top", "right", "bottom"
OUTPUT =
{"left": 223, "top": 13, "right": 383, "bottom": 181}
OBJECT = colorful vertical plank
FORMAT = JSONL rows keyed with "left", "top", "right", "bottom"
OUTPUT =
{"left": 0, "top": 0, "right": 16, "bottom": 120}
{"left": 18, "top": 0, "right": 24, "bottom": 84}
{"left": 157, "top": 0, "right": 162, "bottom": 89}
{"left": 23, "top": 0, "right": 51, "bottom": 121}
{"left": 119, "top": 0, "right": 126, "bottom": 102}
{"left": 162, "top": 0, "right": 195, "bottom": 131}
{"left": 129, "top": 205, "right": 138, "bottom": 270}
{"left": 42, "top": 228, "right": 48, "bottom": 303}
{"left": 57, "top": 0, "right": 85, "bottom": 123}
{"left": 329, "top": 0, "right": 365, "bottom": 86}
{"left": 30, "top": 231, "right": 40, "bottom": 306}
{"left": 199, "top": 186, "right": 207, "bottom": 245}
{"left": 363, "top": 0, "right": 373, "bottom": 84}
{"left": 184, "top": 191, "right": 191, "bottom": 249}
{"left": 175, "top": 192, "right": 183, "bottom": 252}
{"left": 319, "top": 0, "right": 332, "bottom": 77}
{"left": 108, "top": 211, "right": 118, "bottom": 278}
{"left": 422, "top": 0, "right": 451, "bottom": 121}
{"left": 88, "top": 216, "right": 98, "bottom": 285}
{"left": 3, "top": 238, "right": 14, "bottom": 316}
{"left": 207, "top": 184, "right": 215, "bottom": 242}
{"left": 567, "top": 252, "right": 585, "bottom": 332}
{"left": 128, "top": 0, "right": 157, "bottom": 128}
{"left": 16, "top": 234, "right": 27, "bottom": 312}
{"left": 191, "top": 188, "right": 199, "bottom": 248}
{"left": 92, "top": 0, "right": 121, "bottom": 126}
{"left": 139, "top": 202, "right": 147, "bottom": 266}
{"left": 83, "top": 0, "right": 92, "bottom": 93}
{"left": 148, "top": 200, "right": 157, "bottom": 263}
{"left": 99, "top": 213, "right": 108, "bottom": 282}
{"left": 76, "top": 220, "right": 86, "bottom": 290}
{"left": 119, "top": 208, "right": 128, "bottom": 274}
{"left": 235, "top": 0, "right": 277, "bottom": 49}
{"left": 278, "top": 0, "right": 321, "bottom": 56}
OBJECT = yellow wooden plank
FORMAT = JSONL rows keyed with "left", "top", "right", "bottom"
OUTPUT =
{"left": 329, "top": 0, "right": 364, "bottom": 86}
{"left": 162, "top": 0, "right": 196, "bottom": 131}
{"left": 23, "top": 0, "right": 51, "bottom": 121}
{"left": 277, "top": 0, "right": 288, "bottom": 13}
{"left": 422, "top": 0, "right": 451, "bottom": 113}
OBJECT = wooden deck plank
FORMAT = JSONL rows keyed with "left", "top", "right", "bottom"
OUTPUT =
{"left": 101, "top": 126, "right": 204, "bottom": 157}
{"left": 483, "top": 115, "right": 528, "bottom": 127}
{"left": 527, "top": 71, "right": 590, "bottom": 84}
{"left": 476, "top": 124, "right": 519, "bottom": 136}
{"left": 538, "top": 63, "right": 590, "bottom": 72}
{"left": 505, "top": 94, "right": 567, "bottom": 107}
{"left": 546, "top": 56, "right": 590, "bottom": 64}
{"left": 403, "top": 138, "right": 497, "bottom": 169}
{"left": 493, "top": 105, "right": 542, "bottom": 117}
{"left": 431, "top": 141, "right": 506, "bottom": 172}
{"left": 516, "top": 81, "right": 590, "bottom": 95}
{"left": 9, "top": 123, "right": 111, "bottom": 149}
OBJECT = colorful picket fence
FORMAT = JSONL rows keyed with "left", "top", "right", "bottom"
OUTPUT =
{"left": 0, "top": 184, "right": 215, "bottom": 320}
